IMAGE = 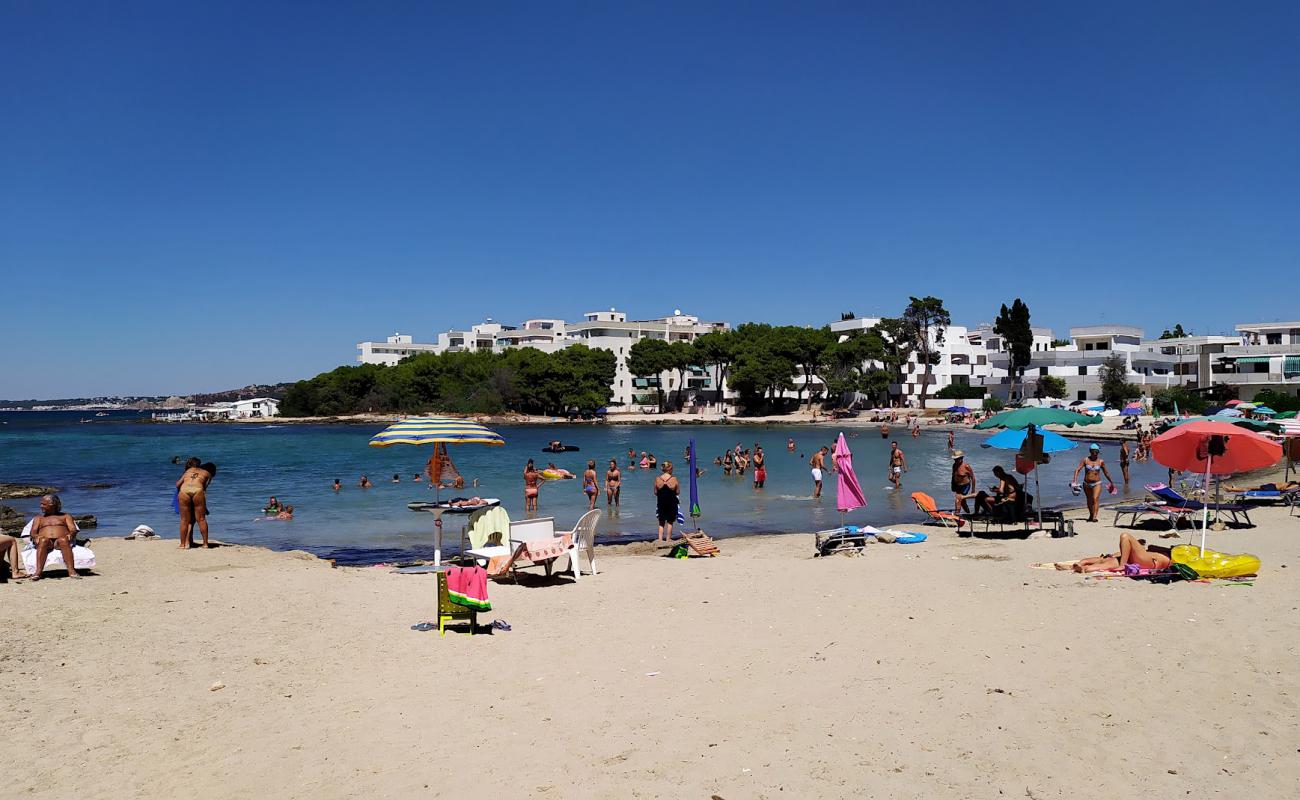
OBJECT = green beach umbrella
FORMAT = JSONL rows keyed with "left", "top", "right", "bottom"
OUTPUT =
{"left": 1276, "top": 410, "right": 1298, "bottom": 420}
{"left": 1167, "top": 416, "right": 1282, "bottom": 434}
{"left": 974, "top": 406, "right": 1103, "bottom": 430}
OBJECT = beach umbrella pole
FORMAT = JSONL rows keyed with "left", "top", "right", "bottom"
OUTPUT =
{"left": 1200, "top": 453, "right": 1211, "bottom": 557}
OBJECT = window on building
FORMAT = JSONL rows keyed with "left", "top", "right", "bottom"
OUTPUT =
{"left": 1078, "top": 366, "right": 1087, "bottom": 376}
{"left": 1266, "top": 333, "right": 1282, "bottom": 345}
{"left": 1039, "top": 367, "right": 1048, "bottom": 376}
{"left": 1077, "top": 390, "right": 1087, "bottom": 401}
{"left": 977, "top": 355, "right": 987, "bottom": 365}
{"left": 1095, "top": 342, "right": 1109, "bottom": 350}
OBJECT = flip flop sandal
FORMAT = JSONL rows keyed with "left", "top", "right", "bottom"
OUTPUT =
{"left": 410, "top": 622, "right": 436, "bottom": 632}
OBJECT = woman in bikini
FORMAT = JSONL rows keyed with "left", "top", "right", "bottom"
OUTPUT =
{"left": 523, "top": 459, "right": 542, "bottom": 513}
{"left": 582, "top": 460, "right": 599, "bottom": 510}
{"left": 1072, "top": 444, "right": 1115, "bottom": 523}
{"left": 28, "top": 494, "right": 82, "bottom": 580}
{"left": 1071, "top": 533, "right": 1172, "bottom": 573}
{"left": 605, "top": 459, "right": 622, "bottom": 506}
{"left": 176, "top": 460, "right": 216, "bottom": 548}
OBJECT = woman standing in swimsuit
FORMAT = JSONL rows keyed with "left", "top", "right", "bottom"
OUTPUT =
{"left": 523, "top": 459, "right": 542, "bottom": 513}
{"left": 1072, "top": 444, "right": 1115, "bottom": 523}
{"left": 176, "top": 460, "right": 216, "bottom": 549}
{"left": 582, "top": 460, "right": 599, "bottom": 510}
{"left": 653, "top": 461, "right": 680, "bottom": 544}
{"left": 605, "top": 459, "right": 621, "bottom": 506}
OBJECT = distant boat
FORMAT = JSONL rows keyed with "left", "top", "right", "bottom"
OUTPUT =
{"left": 80, "top": 418, "right": 93, "bottom": 424}
{"left": 95, "top": 411, "right": 109, "bottom": 417}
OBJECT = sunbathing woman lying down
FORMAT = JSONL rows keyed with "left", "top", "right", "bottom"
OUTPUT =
{"left": 1071, "top": 532, "right": 1172, "bottom": 573}
{"left": 1224, "top": 480, "right": 1298, "bottom": 493}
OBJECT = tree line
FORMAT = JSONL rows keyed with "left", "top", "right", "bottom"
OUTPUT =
{"left": 279, "top": 346, "right": 617, "bottom": 417}
{"left": 279, "top": 300, "right": 1241, "bottom": 417}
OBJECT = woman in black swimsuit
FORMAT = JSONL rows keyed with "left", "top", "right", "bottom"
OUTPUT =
{"left": 653, "top": 461, "right": 680, "bottom": 544}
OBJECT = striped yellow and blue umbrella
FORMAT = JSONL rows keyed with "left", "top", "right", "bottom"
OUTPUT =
{"left": 368, "top": 416, "right": 505, "bottom": 447}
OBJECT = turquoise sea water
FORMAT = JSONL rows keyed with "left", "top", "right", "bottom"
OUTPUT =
{"left": 0, "top": 411, "right": 1166, "bottom": 564}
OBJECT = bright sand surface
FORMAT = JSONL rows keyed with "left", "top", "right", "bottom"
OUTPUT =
{"left": 6, "top": 505, "right": 1299, "bottom": 798}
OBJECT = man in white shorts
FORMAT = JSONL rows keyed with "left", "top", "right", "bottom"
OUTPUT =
{"left": 809, "top": 446, "right": 828, "bottom": 498}
{"left": 888, "top": 441, "right": 908, "bottom": 488}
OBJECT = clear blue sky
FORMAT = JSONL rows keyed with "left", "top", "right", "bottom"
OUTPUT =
{"left": 3, "top": 2, "right": 1298, "bottom": 398}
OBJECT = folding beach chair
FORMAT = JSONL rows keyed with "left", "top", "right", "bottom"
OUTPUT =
{"left": 911, "top": 491, "right": 968, "bottom": 531}
{"left": 677, "top": 529, "right": 720, "bottom": 557}
{"left": 1149, "top": 486, "right": 1254, "bottom": 527}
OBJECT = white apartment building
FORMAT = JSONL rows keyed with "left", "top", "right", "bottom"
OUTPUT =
{"left": 356, "top": 333, "right": 443, "bottom": 366}
{"left": 493, "top": 319, "right": 574, "bottom": 354}
{"left": 1210, "top": 321, "right": 1300, "bottom": 400}
{"left": 982, "top": 325, "right": 1195, "bottom": 403}
{"left": 356, "top": 310, "right": 729, "bottom": 409}
{"left": 828, "top": 317, "right": 992, "bottom": 405}
{"left": 568, "top": 309, "right": 729, "bottom": 407}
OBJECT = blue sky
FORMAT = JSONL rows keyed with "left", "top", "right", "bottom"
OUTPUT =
{"left": 3, "top": 2, "right": 1298, "bottom": 398}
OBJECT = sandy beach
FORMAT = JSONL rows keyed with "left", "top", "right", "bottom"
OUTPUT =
{"left": 5, "top": 501, "right": 1299, "bottom": 799}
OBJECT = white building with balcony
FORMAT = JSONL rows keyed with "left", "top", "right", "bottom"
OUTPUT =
{"left": 568, "top": 309, "right": 729, "bottom": 407}
{"left": 983, "top": 325, "right": 1185, "bottom": 403}
{"left": 1205, "top": 321, "right": 1300, "bottom": 400}
{"left": 829, "top": 317, "right": 992, "bottom": 406}
{"left": 493, "top": 319, "right": 574, "bottom": 353}
{"left": 357, "top": 333, "right": 443, "bottom": 366}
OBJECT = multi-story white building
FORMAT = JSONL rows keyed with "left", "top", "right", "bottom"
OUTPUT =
{"left": 356, "top": 310, "right": 729, "bottom": 409}
{"left": 356, "top": 333, "right": 443, "bottom": 366}
{"left": 1207, "top": 321, "right": 1300, "bottom": 400}
{"left": 493, "top": 319, "right": 574, "bottom": 354}
{"left": 568, "top": 309, "right": 729, "bottom": 407}
{"left": 828, "top": 317, "right": 993, "bottom": 406}
{"left": 982, "top": 325, "right": 1196, "bottom": 403}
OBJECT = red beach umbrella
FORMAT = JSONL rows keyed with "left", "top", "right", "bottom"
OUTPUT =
{"left": 1150, "top": 420, "right": 1281, "bottom": 553}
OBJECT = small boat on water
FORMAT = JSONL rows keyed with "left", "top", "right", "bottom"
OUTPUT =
{"left": 95, "top": 411, "right": 110, "bottom": 417}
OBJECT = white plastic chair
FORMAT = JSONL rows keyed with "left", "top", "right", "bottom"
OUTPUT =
{"left": 559, "top": 509, "right": 601, "bottom": 581}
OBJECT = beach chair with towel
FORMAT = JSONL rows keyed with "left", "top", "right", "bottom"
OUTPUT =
{"left": 460, "top": 506, "right": 512, "bottom": 563}
{"left": 910, "top": 492, "right": 968, "bottom": 531}
{"left": 437, "top": 566, "right": 490, "bottom": 636}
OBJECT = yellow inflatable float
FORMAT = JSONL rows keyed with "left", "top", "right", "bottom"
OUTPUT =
{"left": 1171, "top": 544, "right": 1261, "bottom": 579}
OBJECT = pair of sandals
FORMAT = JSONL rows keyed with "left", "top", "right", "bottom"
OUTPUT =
{"left": 410, "top": 619, "right": 511, "bottom": 632}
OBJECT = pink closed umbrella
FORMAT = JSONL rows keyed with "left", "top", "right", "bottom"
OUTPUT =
{"left": 834, "top": 433, "right": 867, "bottom": 523}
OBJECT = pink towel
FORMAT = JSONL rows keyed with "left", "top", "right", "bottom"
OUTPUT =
{"left": 523, "top": 534, "right": 571, "bottom": 562}
{"left": 445, "top": 566, "right": 491, "bottom": 611}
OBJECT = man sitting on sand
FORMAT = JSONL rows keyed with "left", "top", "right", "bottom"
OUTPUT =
{"left": 1071, "top": 532, "right": 1172, "bottom": 573}
{"left": 27, "top": 494, "right": 82, "bottom": 581}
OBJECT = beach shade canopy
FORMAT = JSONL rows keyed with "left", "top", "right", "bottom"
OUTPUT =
{"left": 1253, "top": 406, "right": 1277, "bottom": 416}
{"left": 833, "top": 433, "right": 867, "bottom": 514}
{"left": 975, "top": 406, "right": 1104, "bottom": 430}
{"left": 368, "top": 416, "right": 506, "bottom": 447}
{"left": 1225, "top": 399, "right": 1242, "bottom": 406}
{"left": 981, "top": 427, "right": 1079, "bottom": 454}
{"left": 688, "top": 438, "right": 701, "bottom": 519}
{"left": 945, "top": 405, "right": 972, "bottom": 414}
